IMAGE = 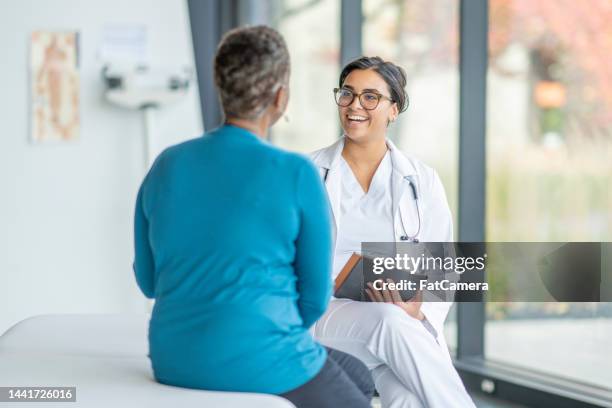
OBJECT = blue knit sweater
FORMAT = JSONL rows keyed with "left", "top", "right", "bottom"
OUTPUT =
{"left": 133, "top": 125, "right": 333, "bottom": 394}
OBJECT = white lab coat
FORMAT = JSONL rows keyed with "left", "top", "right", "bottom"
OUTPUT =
{"left": 309, "top": 137, "right": 475, "bottom": 408}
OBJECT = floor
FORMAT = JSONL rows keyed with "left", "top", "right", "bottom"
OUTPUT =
{"left": 471, "top": 392, "right": 527, "bottom": 407}
{"left": 370, "top": 392, "right": 528, "bottom": 407}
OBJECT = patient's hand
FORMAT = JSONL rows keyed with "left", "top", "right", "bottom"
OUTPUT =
{"left": 365, "top": 279, "right": 424, "bottom": 320}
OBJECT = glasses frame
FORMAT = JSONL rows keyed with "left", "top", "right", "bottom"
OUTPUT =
{"left": 333, "top": 87, "right": 394, "bottom": 110}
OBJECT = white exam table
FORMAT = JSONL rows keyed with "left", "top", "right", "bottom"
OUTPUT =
{"left": 0, "top": 314, "right": 295, "bottom": 407}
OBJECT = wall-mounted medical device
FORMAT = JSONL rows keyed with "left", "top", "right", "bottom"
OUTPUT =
{"left": 102, "top": 65, "right": 192, "bottom": 167}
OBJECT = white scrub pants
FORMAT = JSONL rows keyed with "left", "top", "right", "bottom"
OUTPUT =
{"left": 313, "top": 299, "right": 476, "bottom": 408}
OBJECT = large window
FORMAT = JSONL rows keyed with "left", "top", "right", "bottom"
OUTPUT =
{"left": 486, "top": 0, "right": 612, "bottom": 390}
{"left": 272, "top": 0, "right": 340, "bottom": 153}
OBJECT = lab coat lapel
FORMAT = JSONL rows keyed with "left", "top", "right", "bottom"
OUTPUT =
{"left": 324, "top": 166, "right": 341, "bottom": 241}
{"left": 315, "top": 138, "right": 344, "bottom": 237}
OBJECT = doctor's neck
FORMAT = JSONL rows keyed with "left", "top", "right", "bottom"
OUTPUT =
{"left": 342, "top": 136, "right": 388, "bottom": 166}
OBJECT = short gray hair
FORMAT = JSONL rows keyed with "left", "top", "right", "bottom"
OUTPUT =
{"left": 214, "top": 25, "right": 290, "bottom": 120}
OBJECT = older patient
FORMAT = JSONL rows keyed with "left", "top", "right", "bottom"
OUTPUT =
{"left": 133, "top": 26, "right": 373, "bottom": 408}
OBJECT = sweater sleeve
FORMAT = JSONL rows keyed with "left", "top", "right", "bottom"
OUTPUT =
{"left": 293, "top": 159, "right": 333, "bottom": 328}
{"left": 133, "top": 184, "right": 155, "bottom": 299}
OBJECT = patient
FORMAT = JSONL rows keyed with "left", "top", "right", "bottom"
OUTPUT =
{"left": 132, "top": 26, "right": 374, "bottom": 408}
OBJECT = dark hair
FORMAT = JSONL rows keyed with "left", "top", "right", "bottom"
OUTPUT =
{"left": 214, "top": 26, "right": 290, "bottom": 119}
{"left": 339, "top": 56, "right": 409, "bottom": 113}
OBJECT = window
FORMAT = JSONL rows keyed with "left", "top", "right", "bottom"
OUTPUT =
{"left": 486, "top": 0, "right": 612, "bottom": 389}
{"left": 272, "top": 0, "right": 341, "bottom": 153}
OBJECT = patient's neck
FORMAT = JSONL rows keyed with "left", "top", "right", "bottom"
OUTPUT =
{"left": 225, "top": 116, "right": 270, "bottom": 139}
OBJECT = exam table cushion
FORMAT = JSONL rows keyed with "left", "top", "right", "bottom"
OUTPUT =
{"left": 0, "top": 314, "right": 295, "bottom": 408}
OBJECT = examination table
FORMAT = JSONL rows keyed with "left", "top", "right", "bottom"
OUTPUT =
{"left": 0, "top": 314, "right": 295, "bottom": 407}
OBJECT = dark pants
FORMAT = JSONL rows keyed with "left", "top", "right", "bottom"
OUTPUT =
{"left": 280, "top": 347, "right": 374, "bottom": 408}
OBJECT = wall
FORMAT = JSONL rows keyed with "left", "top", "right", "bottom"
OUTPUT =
{"left": 0, "top": 0, "right": 203, "bottom": 334}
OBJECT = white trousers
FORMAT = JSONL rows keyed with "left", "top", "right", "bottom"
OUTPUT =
{"left": 313, "top": 299, "right": 476, "bottom": 408}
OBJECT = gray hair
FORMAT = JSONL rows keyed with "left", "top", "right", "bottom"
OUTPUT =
{"left": 214, "top": 25, "right": 290, "bottom": 120}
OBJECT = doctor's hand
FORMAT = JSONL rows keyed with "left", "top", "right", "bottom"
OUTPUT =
{"left": 366, "top": 279, "right": 425, "bottom": 321}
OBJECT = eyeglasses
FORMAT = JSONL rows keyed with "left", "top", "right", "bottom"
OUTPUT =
{"left": 333, "top": 88, "right": 394, "bottom": 110}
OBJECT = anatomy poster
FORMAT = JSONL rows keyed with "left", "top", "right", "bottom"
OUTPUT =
{"left": 30, "top": 31, "right": 80, "bottom": 142}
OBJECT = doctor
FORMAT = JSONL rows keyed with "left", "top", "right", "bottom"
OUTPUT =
{"left": 310, "top": 56, "right": 475, "bottom": 408}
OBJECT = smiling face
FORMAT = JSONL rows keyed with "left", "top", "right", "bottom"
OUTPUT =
{"left": 338, "top": 68, "right": 399, "bottom": 143}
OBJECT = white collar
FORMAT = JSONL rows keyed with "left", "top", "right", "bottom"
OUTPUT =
{"left": 317, "top": 136, "right": 417, "bottom": 177}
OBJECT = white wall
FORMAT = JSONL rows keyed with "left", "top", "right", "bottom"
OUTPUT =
{"left": 0, "top": 0, "right": 203, "bottom": 334}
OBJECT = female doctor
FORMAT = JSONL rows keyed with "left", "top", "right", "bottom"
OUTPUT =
{"left": 310, "top": 56, "right": 475, "bottom": 408}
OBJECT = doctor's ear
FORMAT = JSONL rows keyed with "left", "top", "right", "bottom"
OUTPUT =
{"left": 387, "top": 102, "right": 399, "bottom": 125}
{"left": 387, "top": 114, "right": 398, "bottom": 127}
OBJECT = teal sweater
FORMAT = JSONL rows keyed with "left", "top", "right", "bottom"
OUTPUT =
{"left": 133, "top": 125, "right": 333, "bottom": 394}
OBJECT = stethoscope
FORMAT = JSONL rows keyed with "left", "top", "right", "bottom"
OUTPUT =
{"left": 399, "top": 175, "right": 421, "bottom": 242}
{"left": 322, "top": 164, "right": 422, "bottom": 243}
